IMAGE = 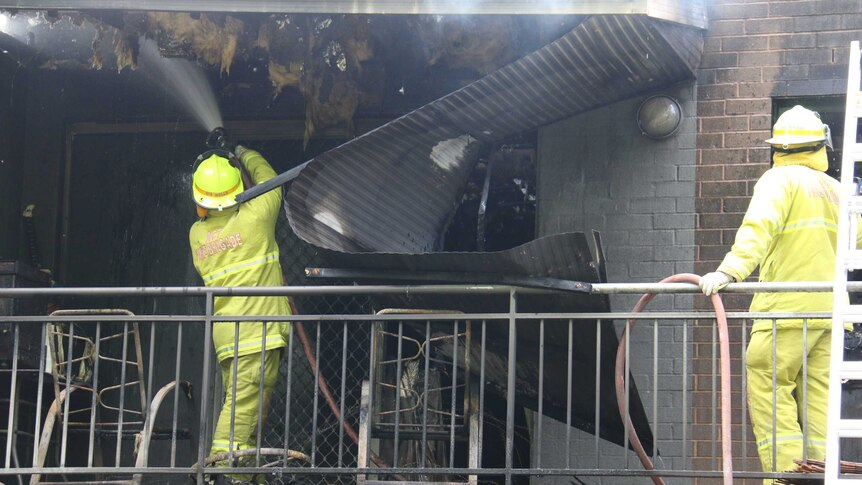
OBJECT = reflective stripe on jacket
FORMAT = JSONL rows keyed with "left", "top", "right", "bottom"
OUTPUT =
{"left": 190, "top": 149, "right": 291, "bottom": 362}
{"left": 716, "top": 148, "right": 857, "bottom": 332}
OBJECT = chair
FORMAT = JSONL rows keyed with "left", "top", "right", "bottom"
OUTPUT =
{"left": 30, "top": 309, "right": 192, "bottom": 485}
{"left": 358, "top": 309, "right": 479, "bottom": 485}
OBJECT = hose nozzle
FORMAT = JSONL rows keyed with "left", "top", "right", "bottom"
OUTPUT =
{"left": 206, "top": 127, "right": 230, "bottom": 150}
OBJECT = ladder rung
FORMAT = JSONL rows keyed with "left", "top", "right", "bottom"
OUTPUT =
{"left": 854, "top": 91, "right": 862, "bottom": 118}
{"left": 837, "top": 419, "right": 862, "bottom": 437}
{"left": 848, "top": 196, "right": 862, "bottom": 212}
{"left": 849, "top": 142, "right": 862, "bottom": 162}
{"left": 840, "top": 361, "right": 862, "bottom": 380}
{"left": 845, "top": 253, "right": 862, "bottom": 270}
{"left": 842, "top": 305, "right": 862, "bottom": 322}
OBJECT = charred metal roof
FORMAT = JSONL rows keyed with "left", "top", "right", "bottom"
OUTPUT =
{"left": 284, "top": 14, "right": 703, "bottom": 254}
{"left": 308, "top": 231, "right": 655, "bottom": 454}
{"left": 0, "top": 1, "right": 707, "bottom": 28}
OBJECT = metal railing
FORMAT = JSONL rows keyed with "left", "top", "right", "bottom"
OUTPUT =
{"left": 0, "top": 282, "right": 855, "bottom": 484}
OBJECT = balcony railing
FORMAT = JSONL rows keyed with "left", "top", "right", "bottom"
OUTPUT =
{"left": 0, "top": 282, "right": 855, "bottom": 484}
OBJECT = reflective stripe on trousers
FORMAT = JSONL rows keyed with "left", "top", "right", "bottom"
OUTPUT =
{"left": 746, "top": 327, "right": 830, "bottom": 484}
{"left": 210, "top": 349, "right": 281, "bottom": 481}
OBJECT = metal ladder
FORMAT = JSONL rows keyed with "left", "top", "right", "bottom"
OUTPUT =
{"left": 827, "top": 39, "right": 862, "bottom": 484}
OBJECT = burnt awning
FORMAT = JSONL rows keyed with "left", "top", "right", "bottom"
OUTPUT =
{"left": 283, "top": 14, "right": 703, "bottom": 254}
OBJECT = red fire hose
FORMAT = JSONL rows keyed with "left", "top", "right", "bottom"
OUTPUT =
{"left": 615, "top": 273, "right": 733, "bottom": 485}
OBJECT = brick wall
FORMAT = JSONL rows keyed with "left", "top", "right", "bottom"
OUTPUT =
{"left": 535, "top": 82, "right": 696, "bottom": 484}
{"left": 696, "top": 0, "right": 862, "bottom": 479}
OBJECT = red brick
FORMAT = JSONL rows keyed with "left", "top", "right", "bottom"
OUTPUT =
{"left": 698, "top": 164, "right": 724, "bottom": 180}
{"left": 722, "top": 229, "right": 739, "bottom": 245}
{"left": 749, "top": 147, "right": 771, "bottom": 163}
{"left": 750, "top": 114, "right": 771, "bottom": 130}
{"left": 698, "top": 100, "right": 726, "bottom": 117}
{"left": 696, "top": 229, "right": 722, "bottom": 245}
{"left": 698, "top": 133, "right": 724, "bottom": 149}
{"left": 763, "top": 64, "right": 810, "bottom": 81}
{"left": 700, "top": 212, "right": 746, "bottom": 229}
{"left": 726, "top": 131, "right": 770, "bottom": 148}
{"left": 726, "top": 98, "right": 770, "bottom": 115}
{"left": 700, "top": 244, "right": 733, "bottom": 261}
{"left": 701, "top": 115, "right": 749, "bottom": 133}
{"left": 700, "top": 181, "right": 748, "bottom": 198}
{"left": 714, "top": 67, "right": 762, "bottom": 83}
{"left": 699, "top": 83, "right": 739, "bottom": 101}
{"left": 701, "top": 149, "right": 746, "bottom": 165}
{"left": 737, "top": 82, "right": 777, "bottom": 98}
{"left": 724, "top": 164, "right": 768, "bottom": 181}
{"left": 723, "top": 196, "right": 753, "bottom": 213}
{"left": 694, "top": 261, "right": 716, "bottom": 275}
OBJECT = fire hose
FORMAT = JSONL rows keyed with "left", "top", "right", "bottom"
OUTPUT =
{"left": 288, "top": 299, "right": 407, "bottom": 480}
{"left": 615, "top": 273, "right": 732, "bottom": 485}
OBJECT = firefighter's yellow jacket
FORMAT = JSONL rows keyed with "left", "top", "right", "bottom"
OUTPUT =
{"left": 716, "top": 147, "right": 856, "bottom": 332}
{"left": 189, "top": 149, "right": 290, "bottom": 362}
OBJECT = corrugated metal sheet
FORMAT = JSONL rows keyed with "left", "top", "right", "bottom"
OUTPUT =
{"left": 286, "top": 15, "right": 703, "bottom": 455}
{"left": 308, "top": 232, "right": 656, "bottom": 454}
{"left": 286, "top": 14, "right": 703, "bottom": 254}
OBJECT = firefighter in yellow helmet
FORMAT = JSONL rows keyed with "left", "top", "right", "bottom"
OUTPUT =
{"left": 699, "top": 105, "right": 859, "bottom": 482}
{"left": 189, "top": 143, "right": 290, "bottom": 482}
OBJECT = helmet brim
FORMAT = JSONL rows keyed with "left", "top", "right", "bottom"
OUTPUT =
{"left": 765, "top": 135, "right": 826, "bottom": 146}
{"left": 193, "top": 182, "right": 244, "bottom": 210}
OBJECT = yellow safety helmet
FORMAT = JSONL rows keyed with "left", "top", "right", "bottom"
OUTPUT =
{"left": 765, "top": 105, "right": 832, "bottom": 152}
{"left": 192, "top": 152, "right": 244, "bottom": 210}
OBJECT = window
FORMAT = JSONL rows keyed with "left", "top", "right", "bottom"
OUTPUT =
{"left": 772, "top": 96, "right": 851, "bottom": 180}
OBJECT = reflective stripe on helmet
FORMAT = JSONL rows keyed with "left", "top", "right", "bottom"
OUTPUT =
{"left": 194, "top": 179, "right": 242, "bottom": 198}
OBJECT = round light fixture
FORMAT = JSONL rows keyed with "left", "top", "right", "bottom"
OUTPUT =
{"left": 636, "top": 95, "right": 682, "bottom": 139}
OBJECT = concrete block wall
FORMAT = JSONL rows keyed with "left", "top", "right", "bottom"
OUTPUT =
{"left": 696, "top": 0, "right": 862, "bottom": 478}
{"left": 535, "top": 81, "right": 696, "bottom": 484}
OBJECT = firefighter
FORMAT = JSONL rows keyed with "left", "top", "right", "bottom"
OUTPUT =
{"left": 699, "top": 105, "right": 854, "bottom": 482}
{"left": 189, "top": 144, "right": 291, "bottom": 482}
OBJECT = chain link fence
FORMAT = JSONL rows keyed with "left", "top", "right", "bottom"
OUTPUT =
{"left": 265, "top": 210, "right": 374, "bottom": 485}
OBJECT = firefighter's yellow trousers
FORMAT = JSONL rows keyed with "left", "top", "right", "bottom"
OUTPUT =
{"left": 210, "top": 350, "right": 281, "bottom": 481}
{"left": 746, "top": 327, "right": 830, "bottom": 484}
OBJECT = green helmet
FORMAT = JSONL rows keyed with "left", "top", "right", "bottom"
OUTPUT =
{"left": 192, "top": 153, "right": 244, "bottom": 210}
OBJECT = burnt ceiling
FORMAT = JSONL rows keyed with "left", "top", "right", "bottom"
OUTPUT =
{"left": 0, "top": 9, "right": 584, "bottom": 144}
{"left": 0, "top": 8, "right": 704, "bottom": 259}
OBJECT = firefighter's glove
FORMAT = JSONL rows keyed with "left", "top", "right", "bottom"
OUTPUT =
{"left": 700, "top": 271, "right": 734, "bottom": 296}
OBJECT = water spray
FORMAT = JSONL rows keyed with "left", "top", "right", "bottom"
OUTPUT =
{"left": 138, "top": 37, "right": 223, "bottom": 133}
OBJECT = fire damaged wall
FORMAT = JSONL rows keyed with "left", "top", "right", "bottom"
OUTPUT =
{"left": 0, "top": 53, "right": 24, "bottom": 261}
{"left": 0, "top": 7, "right": 705, "bottom": 479}
{"left": 536, "top": 81, "right": 697, "bottom": 480}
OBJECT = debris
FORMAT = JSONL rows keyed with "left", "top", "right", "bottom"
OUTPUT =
{"left": 777, "top": 459, "right": 862, "bottom": 484}
{"left": 146, "top": 12, "right": 244, "bottom": 75}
